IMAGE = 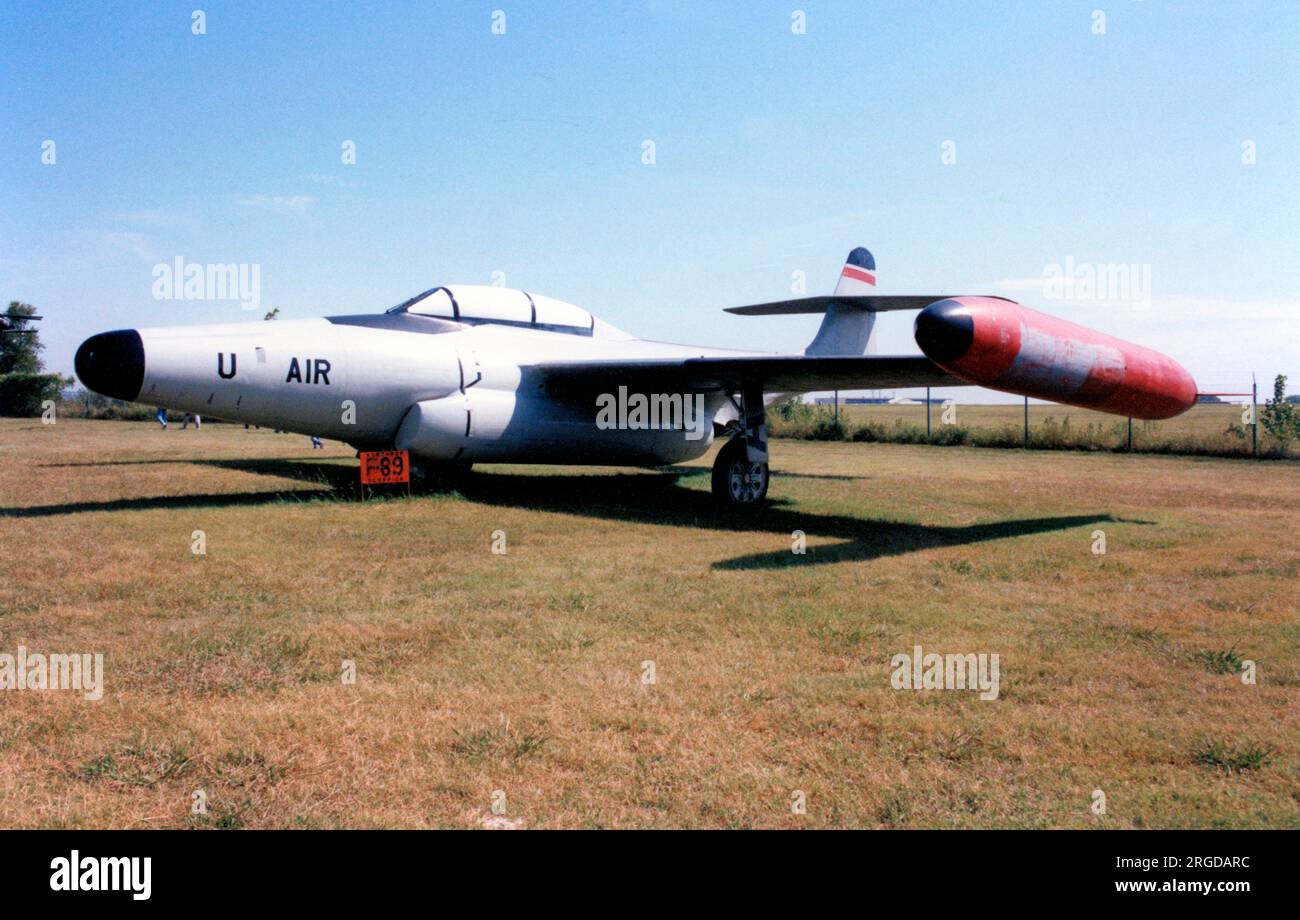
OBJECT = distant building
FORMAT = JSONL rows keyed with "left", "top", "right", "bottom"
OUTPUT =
{"left": 811, "top": 394, "right": 939, "bottom": 406}
{"left": 814, "top": 396, "right": 894, "bottom": 405}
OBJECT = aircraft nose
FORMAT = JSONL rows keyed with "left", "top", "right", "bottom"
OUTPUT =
{"left": 75, "top": 329, "right": 145, "bottom": 401}
{"left": 914, "top": 299, "right": 975, "bottom": 364}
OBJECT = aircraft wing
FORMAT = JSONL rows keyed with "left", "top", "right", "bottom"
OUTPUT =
{"left": 723, "top": 295, "right": 999, "bottom": 315}
{"left": 533, "top": 354, "right": 967, "bottom": 394}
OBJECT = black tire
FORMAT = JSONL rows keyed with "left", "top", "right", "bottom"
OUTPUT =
{"left": 711, "top": 438, "right": 769, "bottom": 507}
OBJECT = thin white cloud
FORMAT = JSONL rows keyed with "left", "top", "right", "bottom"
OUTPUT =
{"left": 988, "top": 275, "right": 1052, "bottom": 292}
{"left": 106, "top": 203, "right": 203, "bottom": 232}
{"left": 643, "top": 0, "right": 709, "bottom": 23}
{"left": 299, "top": 172, "right": 356, "bottom": 189}
{"left": 1145, "top": 295, "right": 1298, "bottom": 322}
{"left": 982, "top": 279, "right": 1297, "bottom": 323}
{"left": 119, "top": 208, "right": 174, "bottom": 227}
{"left": 234, "top": 194, "right": 317, "bottom": 215}
{"left": 83, "top": 230, "right": 160, "bottom": 263}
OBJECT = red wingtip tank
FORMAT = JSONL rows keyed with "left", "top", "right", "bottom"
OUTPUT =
{"left": 914, "top": 297, "right": 1198, "bottom": 420}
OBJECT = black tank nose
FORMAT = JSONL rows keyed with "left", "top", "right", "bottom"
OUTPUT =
{"left": 914, "top": 299, "right": 975, "bottom": 364}
{"left": 75, "top": 330, "right": 145, "bottom": 401}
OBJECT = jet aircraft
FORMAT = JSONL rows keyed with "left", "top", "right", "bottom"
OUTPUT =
{"left": 75, "top": 248, "right": 1197, "bottom": 507}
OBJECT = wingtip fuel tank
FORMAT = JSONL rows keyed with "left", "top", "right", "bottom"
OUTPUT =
{"left": 914, "top": 297, "right": 1197, "bottom": 420}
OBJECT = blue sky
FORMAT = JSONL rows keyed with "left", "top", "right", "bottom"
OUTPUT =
{"left": 3, "top": 0, "right": 1297, "bottom": 398}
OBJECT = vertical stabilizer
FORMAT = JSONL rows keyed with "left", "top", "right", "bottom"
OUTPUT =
{"left": 833, "top": 247, "right": 876, "bottom": 296}
{"left": 806, "top": 247, "right": 879, "bottom": 355}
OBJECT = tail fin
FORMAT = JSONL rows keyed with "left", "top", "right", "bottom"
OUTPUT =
{"left": 723, "top": 246, "right": 982, "bottom": 358}
{"left": 833, "top": 247, "right": 877, "bottom": 296}
{"left": 807, "top": 247, "right": 878, "bottom": 356}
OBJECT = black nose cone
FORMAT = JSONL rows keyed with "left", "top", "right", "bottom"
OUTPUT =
{"left": 75, "top": 330, "right": 145, "bottom": 401}
{"left": 914, "top": 299, "right": 975, "bottom": 364}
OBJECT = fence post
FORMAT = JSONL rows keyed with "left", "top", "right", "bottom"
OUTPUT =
{"left": 1127, "top": 417, "right": 1133, "bottom": 452}
{"left": 833, "top": 389, "right": 839, "bottom": 426}
{"left": 926, "top": 387, "right": 931, "bottom": 440}
{"left": 1023, "top": 396, "right": 1029, "bottom": 449}
{"left": 1252, "top": 376, "right": 1258, "bottom": 457}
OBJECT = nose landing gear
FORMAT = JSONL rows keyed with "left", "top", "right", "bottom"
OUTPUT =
{"left": 710, "top": 383, "right": 769, "bottom": 508}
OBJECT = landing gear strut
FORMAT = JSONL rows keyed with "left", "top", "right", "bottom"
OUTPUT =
{"left": 711, "top": 383, "right": 769, "bottom": 508}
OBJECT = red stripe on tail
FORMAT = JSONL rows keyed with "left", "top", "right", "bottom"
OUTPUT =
{"left": 841, "top": 266, "right": 876, "bottom": 285}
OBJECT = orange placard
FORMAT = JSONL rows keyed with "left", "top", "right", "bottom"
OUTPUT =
{"left": 360, "top": 449, "right": 410, "bottom": 485}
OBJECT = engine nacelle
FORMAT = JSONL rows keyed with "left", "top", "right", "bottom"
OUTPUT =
{"left": 914, "top": 296, "right": 1197, "bottom": 420}
{"left": 394, "top": 389, "right": 518, "bottom": 460}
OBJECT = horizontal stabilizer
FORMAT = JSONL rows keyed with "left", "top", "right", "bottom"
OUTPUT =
{"left": 725, "top": 296, "right": 1002, "bottom": 316}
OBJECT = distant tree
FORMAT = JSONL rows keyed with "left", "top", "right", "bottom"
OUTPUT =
{"left": 0, "top": 302, "right": 44, "bottom": 374}
{"left": 0, "top": 302, "right": 67, "bottom": 416}
{"left": 1260, "top": 375, "right": 1299, "bottom": 451}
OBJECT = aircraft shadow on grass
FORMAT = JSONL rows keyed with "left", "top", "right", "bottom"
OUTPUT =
{"left": 12, "top": 458, "right": 1144, "bottom": 569}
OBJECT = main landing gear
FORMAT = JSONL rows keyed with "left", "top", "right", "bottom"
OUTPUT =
{"left": 711, "top": 384, "right": 769, "bottom": 508}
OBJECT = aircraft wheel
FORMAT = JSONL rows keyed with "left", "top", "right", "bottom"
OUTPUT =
{"left": 711, "top": 438, "right": 769, "bottom": 507}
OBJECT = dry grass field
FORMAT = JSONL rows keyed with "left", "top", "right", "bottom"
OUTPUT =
{"left": 836, "top": 401, "right": 1248, "bottom": 436}
{"left": 0, "top": 418, "right": 1296, "bottom": 828}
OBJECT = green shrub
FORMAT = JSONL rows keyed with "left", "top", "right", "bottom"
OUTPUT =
{"left": 1260, "top": 375, "right": 1298, "bottom": 451}
{"left": 809, "top": 417, "right": 845, "bottom": 440}
{"left": 767, "top": 401, "right": 1295, "bottom": 459}
{"left": 0, "top": 372, "right": 68, "bottom": 417}
{"left": 58, "top": 389, "right": 159, "bottom": 421}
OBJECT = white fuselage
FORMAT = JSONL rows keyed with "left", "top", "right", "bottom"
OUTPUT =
{"left": 134, "top": 298, "right": 765, "bottom": 465}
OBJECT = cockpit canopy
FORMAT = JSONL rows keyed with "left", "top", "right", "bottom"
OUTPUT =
{"left": 387, "top": 285, "right": 628, "bottom": 338}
